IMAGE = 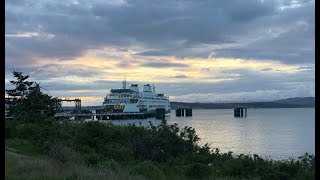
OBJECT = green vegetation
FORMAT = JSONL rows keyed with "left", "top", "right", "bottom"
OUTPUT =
{"left": 5, "top": 120, "right": 315, "bottom": 179}
{"left": 5, "top": 71, "right": 315, "bottom": 179}
{"left": 6, "top": 71, "right": 59, "bottom": 122}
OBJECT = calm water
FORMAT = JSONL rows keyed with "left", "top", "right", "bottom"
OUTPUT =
{"left": 101, "top": 108, "right": 315, "bottom": 160}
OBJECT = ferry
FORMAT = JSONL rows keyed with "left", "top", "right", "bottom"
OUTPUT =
{"left": 102, "top": 80, "right": 171, "bottom": 114}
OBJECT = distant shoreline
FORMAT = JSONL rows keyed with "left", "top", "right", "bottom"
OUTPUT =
{"left": 170, "top": 107, "right": 314, "bottom": 110}
{"left": 64, "top": 97, "right": 315, "bottom": 110}
{"left": 170, "top": 97, "right": 315, "bottom": 109}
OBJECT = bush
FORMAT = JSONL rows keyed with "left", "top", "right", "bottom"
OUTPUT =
{"left": 84, "top": 153, "right": 102, "bottom": 167}
{"left": 185, "top": 162, "right": 212, "bottom": 179}
{"left": 49, "top": 143, "right": 74, "bottom": 164}
{"left": 5, "top": 120, "right": 18, "bottom": 138}
{"left": 129, "top": 161, "right": 165, "bottom": 180}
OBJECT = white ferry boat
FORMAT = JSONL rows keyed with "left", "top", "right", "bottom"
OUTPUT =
{"left": 102, "top": 80, "right": 171, "bottom": 114}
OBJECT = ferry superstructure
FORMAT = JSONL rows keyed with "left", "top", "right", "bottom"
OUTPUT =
{"left": 102, "top": 80, "right": 171, "bottom": 114}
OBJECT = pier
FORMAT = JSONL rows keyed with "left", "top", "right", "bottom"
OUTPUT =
{"left": 54, "top": 112, "right": 149, "bottom": 120}
{"left": 234, "top": 106, "right": 247, "bottom": 117}
{"left": 175, "top": 108, "right": 192, "bottom": 117}
{"left": 54, "top": 108, "right": 169, "bottom": 120}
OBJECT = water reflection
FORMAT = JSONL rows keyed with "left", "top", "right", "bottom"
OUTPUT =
{"left": 99, "top": 108, "right": 315, "bottom": 160}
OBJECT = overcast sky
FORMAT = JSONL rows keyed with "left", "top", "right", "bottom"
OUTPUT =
{"left": 5, "top": 0, "right": 315, "bottom": 105}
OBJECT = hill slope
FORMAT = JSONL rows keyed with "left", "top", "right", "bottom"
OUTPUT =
{"left": 171, "top": 97, "right": 315, "bottom": 109}
{"left": 273, "top": 97, "right": 315, "bottom": 105}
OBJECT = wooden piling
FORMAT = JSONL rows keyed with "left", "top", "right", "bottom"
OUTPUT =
{"left": 176, "top": 108, "right": 192, "bottom": 117}
{"left": 156, "top": 108, "right": 166, "bottom": 119}
{"left": 176, "top": 109, "right": 182, "bottom": 116}
{"left": 234, "top": 107, "right": 247, "bottom": 117}
{"left": 185, "top": 108, "right": 192, "bottom": 116}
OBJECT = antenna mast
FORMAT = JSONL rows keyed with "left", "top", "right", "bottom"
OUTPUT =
{"left": 122, "top": 75, "right": 127, "bottom": 89}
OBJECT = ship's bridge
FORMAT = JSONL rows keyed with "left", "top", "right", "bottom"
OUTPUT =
{"left": 110, "top": 89, "right": 135, "bottom": 93}
{"left": 130, "top": 84, "right": 139, "bottom": 93}
{"left": 143, "top": 84, "right": 152, "bottom": 92}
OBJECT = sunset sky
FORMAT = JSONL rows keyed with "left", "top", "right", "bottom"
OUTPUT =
{"left": 5, "top": 0, "right": 315, "bottom": 106}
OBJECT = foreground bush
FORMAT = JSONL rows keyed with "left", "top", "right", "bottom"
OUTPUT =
{"left": 49, "top": 143, "right": 75, "bottom": 164}
{"left": 5, "top": 119, "right": 315, "bottom": 179}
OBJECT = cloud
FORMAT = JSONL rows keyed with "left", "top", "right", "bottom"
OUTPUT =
{"left": 139, "top": 61, "right": 190, "bottom": 68}
{"left": 5, "top": 66, "right": 314, "bottom": 105}
{"left": 5, "top": 0, "right": 315, "bottom": 105}
{"left": 28, "top": 64, "right": 106, "bottom": 79}
{"left": 170, "top": 75, "right": 189, "bottom": 78}
{"left": 6, "top": 0, "right": 313, "bottom": 64}
{"left": 170, "top": 85, "right": 315, "bottom": 103}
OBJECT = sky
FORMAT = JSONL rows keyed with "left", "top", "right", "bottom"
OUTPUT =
{"left": 5, "top": 0, "right": 315, "bottom": 106}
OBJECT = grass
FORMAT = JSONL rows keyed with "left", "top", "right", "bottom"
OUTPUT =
{"left": 5, "top": 138, "right": 41, "bottom": 155}
{"left": 5, "top": 149, "right": 261, "bottom": 180}
{"left": 5, "top": 150, "right": 147, "bottom": 180}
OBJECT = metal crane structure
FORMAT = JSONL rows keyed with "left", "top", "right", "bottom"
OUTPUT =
{"left": 56, "top": 98, "right": 81, "bottom": 113}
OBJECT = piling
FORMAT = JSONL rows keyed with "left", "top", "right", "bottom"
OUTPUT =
{"left": 176, "top": 109, "right": 182, "bottom": 116}
{"left": 185, "top": 108, "right": 192, "bottom": 116}
{"left": 234, "top": 107, "right": 247, "bottom": 117}
{"left": 176, "top": 108, "right": 192, "bottom": 117}
{"left": 156, "top": 108, "right": 166, "bottom": 120}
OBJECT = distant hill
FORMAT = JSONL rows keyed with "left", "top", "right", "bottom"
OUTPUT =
{"left": 273, "top": 97, "right": 315, "bottom": 106}
{"left": 65, "top": 97, "right": 314, "bottom": 110}
{"left": 170, "top": 97, "right": 315, "bottom": 109}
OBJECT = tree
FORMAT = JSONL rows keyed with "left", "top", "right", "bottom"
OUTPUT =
{"left": 6, "top": 71, "right": 58, "bottom": 121}
{"left": 6, "top": 71, "right": 34, "bottom": 98}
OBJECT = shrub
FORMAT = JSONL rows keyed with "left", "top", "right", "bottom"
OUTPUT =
{"left": 129, "top": 161, "right": 165, "bottom": 180}
{"left": 49, "top": 143, "right": 74, "bottom": 164}
{"left": 5, "top": 120, "right": 18, "bottom": 138}
{"left": 185, "top": 162, "right": 212, "bottom": 179}
{"left": 84, "top": 153, "right": 102, "bottom": 167}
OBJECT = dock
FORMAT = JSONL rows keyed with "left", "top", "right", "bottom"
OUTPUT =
{"left": 54, "top": 108, "right": 167, "bottom": 120}
{"left": 54, "top": 112, "right": 148, "bottom": 120}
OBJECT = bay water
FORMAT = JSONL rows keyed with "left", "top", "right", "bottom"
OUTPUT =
{"left": 101, "top": 108, "right": 315, "bottom": 160}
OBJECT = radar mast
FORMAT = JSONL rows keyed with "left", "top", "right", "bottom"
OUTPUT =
{"left": 122, "top": 75, "right": 128, "bottom": 89}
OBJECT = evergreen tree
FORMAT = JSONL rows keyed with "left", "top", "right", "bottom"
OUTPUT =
{"left": 6, "top": 71, "right": 34, "bottom": 98}
{"left": 6, "top": 71, "right": 59, "bottom": 121}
